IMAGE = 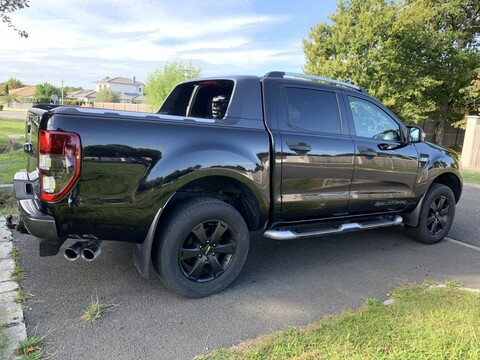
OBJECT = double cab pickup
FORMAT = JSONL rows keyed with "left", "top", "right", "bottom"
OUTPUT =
{"left": 15, "top": 72, "right": 462, "bottom": 297}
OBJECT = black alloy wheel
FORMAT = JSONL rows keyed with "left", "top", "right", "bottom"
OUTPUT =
{"left": 152, "top": 197, "right": 249, "bottom": 298}
{"left": 179, "top": 220, "right": 236, "bottom": 283}
{"left": 425, "top": 195, "right": 450, "bottom": 236}
{"left": 405, "top": 183, "right": 456, "bottom": 244}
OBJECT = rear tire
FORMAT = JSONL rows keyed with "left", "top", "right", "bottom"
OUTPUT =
{"left": 152, "top": 197, "right": 249, "bottom": 298}
{"left": 405, "top": 183, "right": 455, "bottom": 244}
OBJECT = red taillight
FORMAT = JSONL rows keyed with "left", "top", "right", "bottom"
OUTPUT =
{"left": 38, "top": 130, "right": 81, "bottom": 202}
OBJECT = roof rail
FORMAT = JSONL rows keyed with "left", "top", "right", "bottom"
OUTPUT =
{"left": 264, "top": 71, "right": 365, "bottom": 92}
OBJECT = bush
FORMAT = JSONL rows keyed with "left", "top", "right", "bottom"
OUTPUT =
{"left": 0, "top": 105, "right": 3, "bottom": 111}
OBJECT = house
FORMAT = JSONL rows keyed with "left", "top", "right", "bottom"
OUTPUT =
{"left": 94, "top": 76, "right": 144, "bottom": 95}
{"left": 8, "top": 85, "right": 36, "bottom": 100}
{"left": 66, "top": 90, "right": 97, "bottom": 103}
{"left": 119, "top": 93, "right": 146, "bottom": 104}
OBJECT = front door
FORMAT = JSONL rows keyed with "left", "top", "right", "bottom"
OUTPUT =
{"left": 345, "top": 95, "right": 419, "bottom": 214}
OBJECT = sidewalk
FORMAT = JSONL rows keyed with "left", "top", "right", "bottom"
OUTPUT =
{"left": 0, "top": 219, "right": 26, "bottom": 360}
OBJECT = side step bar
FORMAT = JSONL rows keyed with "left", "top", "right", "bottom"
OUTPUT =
{"left": 264, "top": 215, "right": 403, "bottom": 240}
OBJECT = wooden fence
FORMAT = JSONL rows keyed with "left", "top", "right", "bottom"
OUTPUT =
{"left": 83, "top": 102, "right": 155, "bottom": 113}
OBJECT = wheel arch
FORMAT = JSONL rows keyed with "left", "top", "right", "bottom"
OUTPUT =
{"left": 432, "top": 172, "right": 462, "bottom": 203}
{"left": 134, "top": 172, "right": 268, "bottom": 279}
{"left": 404, "top": 171, "right": 462, "bottom": 227}
{"left": 164, "top": 175, "right": 266, "bottom": 230}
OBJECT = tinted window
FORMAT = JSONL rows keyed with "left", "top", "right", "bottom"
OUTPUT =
{"left": 348, "top": 97, "right": 401, "bottom": 141}
{"left": 285, "top": 88, "right": 341, "bottom": 134}
{"left": 160, "top": 80, "right": 234, "bottom": 119}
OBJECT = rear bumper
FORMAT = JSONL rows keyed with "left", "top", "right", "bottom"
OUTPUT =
{"left": 14, "top": 171, "right": 64, "bottom": 255}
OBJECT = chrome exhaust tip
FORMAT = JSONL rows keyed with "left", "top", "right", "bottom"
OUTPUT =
{"left": 64, "top": 241, "right": 87, "bottom": 261}
{"left": 81, "top": 243, "right": 101, "bottom": 262}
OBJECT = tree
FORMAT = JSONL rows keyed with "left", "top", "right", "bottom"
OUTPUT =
{"left": 461, "top": 70, "right": 480, "bottom": 116}
{"left": 0, "top": 83, "right": 8, "bottom": 95}
{"left": 95, "top": 88, "right": 121, "bottom": 103}
{"left": 0, "top": 0, "right": 29, "bottom": 38}
{"left": 145, "top": 60, "right": 202, "bottom": 110}
{"left": 5, "top": 77, "right": 24, "bottom": 90}
{"left": 34, "top": 82, "right": 61, "bottom": 103}
{"left": 303, "top": 0, "right": 480, "bottom": 144}
{"left": 64, "top": 86, "right": 84, "bottom": 94}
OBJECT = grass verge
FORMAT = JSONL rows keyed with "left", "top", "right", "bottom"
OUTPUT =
{"left": 0, "top": 149, "right": 24, "bottom": 185}
{"left": 462, "top": 171, "right": 480, "bottom": 185}
{"left": 199, "top": 283, "right": 480, "bottom": 360}
{"left": 0, "top": 117, "right": 26, "bottom": 185}
{"left": 0, "top": 117, "right": 24, "bottom": 152}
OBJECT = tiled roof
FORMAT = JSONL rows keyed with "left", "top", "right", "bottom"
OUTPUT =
{"left": 93, "top": 77, "right": 145, "bottom": 86}
{"left": 9, "top": 85, "right": 36, "bottom": 97}
{"left": 67, "top": 90, "right": 96, "bottom": 99}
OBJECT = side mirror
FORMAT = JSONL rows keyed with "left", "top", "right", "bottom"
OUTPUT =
{"left": 407, "top": 126, "right": 425, "bottom": 143}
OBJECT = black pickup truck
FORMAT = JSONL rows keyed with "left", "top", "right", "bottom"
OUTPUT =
{"left": 14, "top": 72, "right": 462, "bottom": 297}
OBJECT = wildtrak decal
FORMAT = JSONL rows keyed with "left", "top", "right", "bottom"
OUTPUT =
{"left": 375, "top": 200, "right": 408, "bottom": 207}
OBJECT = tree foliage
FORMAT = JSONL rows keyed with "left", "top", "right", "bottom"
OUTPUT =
{"left": 0, "top": 0, "right": 29, "bottom": 38}
{"left": 0, "top": 77, "right": 25, "bottom": 94}
{"left": 34, "top": 82, "right": 61, "bottom": 103}
{"left": 145, "top": 60, "right": 202, "bottom": 110}
{"left": 64, "top": 86, "right": 84, "bottom": 94}
{"left": 95, "top": 88, "right": 121, "bottom": 103}
{"left": 460, "top": 71, "right": 480, "bottom": 115}
{"left": 303, "top": 0, "right": 480, "bottom": 144}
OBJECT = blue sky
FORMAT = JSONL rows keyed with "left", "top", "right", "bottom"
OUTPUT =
{"left": 0, "top": 0, "right": 338, "bottom": 89}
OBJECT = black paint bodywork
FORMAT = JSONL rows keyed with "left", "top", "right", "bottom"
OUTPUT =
{"left": 16, "top": 74, "right": 462, "bottom": 263}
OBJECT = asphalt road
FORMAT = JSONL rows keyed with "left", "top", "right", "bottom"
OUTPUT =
{"left": 448, "top": 183, "right": 480, "bottom": 248}
{"left": 0, "top": 110, "right": 25, "bottom": 121}
{"left": 14, "top": 184, "right": 480, "bottom": 360}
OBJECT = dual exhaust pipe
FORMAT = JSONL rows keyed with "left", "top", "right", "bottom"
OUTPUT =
{"left": 64, "top": 241, "right": 101, "bottom": 262}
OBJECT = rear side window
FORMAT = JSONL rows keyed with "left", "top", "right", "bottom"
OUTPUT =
{"left": 159, "top": 80, "right": 234, "bottom": 120}
{"left": 285, "top": 87, "right": 341, "bottom": 134}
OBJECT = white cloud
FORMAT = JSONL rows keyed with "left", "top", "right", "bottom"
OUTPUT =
{"left": 0, "top": 0, "right": 305, "bottom": 88}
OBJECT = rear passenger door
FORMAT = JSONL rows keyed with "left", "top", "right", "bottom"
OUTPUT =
{"left": 277, "top": 85, "right": 355, "bottom": 221}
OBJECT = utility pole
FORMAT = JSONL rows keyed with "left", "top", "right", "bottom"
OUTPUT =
{"left": 184, "top": 67, "right": 191, "bottom": 80}
{"left": 61, "top": 80, "right": 64, "bottom": 105}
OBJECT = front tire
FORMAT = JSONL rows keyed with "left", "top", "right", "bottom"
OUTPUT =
{"left": 152, "top": 197, "right": 249, "bottom": 298}
{"left": 405, "top": 183, "right": 456, "bottom": 244}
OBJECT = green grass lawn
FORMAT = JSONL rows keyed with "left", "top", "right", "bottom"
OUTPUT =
{"left": 200, "top": 283, "right": 480, "bottom": 360}
{"left": 0, "top": 117, "right": 26, "bottom": 185}
{"left": 0, "top": 150, "right": 25, "bottom": 185}
{"left": 462, "top": 171, "right": 480, "bottom": 185}
{"left": 0, "top": 118, "right": 24, "bottom": 152}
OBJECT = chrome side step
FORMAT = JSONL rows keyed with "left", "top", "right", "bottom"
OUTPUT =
{"left": 264, "top": 215, "right": 403, "bottom": 240}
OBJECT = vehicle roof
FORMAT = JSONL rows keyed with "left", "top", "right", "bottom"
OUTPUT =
{"left": 186, "top": 72, "right": 370, "bottom": 97}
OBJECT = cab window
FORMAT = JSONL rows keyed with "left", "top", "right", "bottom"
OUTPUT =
{"left": 285, "top": 88, "right": 341, "bottom": 134}
{"left": 348, "top": 96, "right": 401, "bottom": 141}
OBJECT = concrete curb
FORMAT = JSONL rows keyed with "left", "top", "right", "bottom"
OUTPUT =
{"left": 0, "top": 218, "right": 27, "bottom": 360}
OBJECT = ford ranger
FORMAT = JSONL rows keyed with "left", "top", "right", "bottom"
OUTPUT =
{"left": 14, "top": 72, "right": 462, "bottom": 297}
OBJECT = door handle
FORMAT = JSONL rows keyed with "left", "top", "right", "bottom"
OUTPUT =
{"left": 287, "top": 142, "right": 311, "bottom": 155}
{"left": 378, "top": 143, "right": 397, "bottom": 151}
{"left": 358, "top": 146, "right": 377, "bottom": 157}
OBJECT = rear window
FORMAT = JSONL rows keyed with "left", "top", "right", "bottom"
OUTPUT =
{"left": 159, "top": 80, "right": 234, "bottom": 120}
{"left": 285, "top": 87, "right": 341, "bottom": 134}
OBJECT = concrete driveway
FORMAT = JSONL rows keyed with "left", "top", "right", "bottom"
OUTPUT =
{"left": 13, "top": 184, "right": 480, "bottom": 359}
